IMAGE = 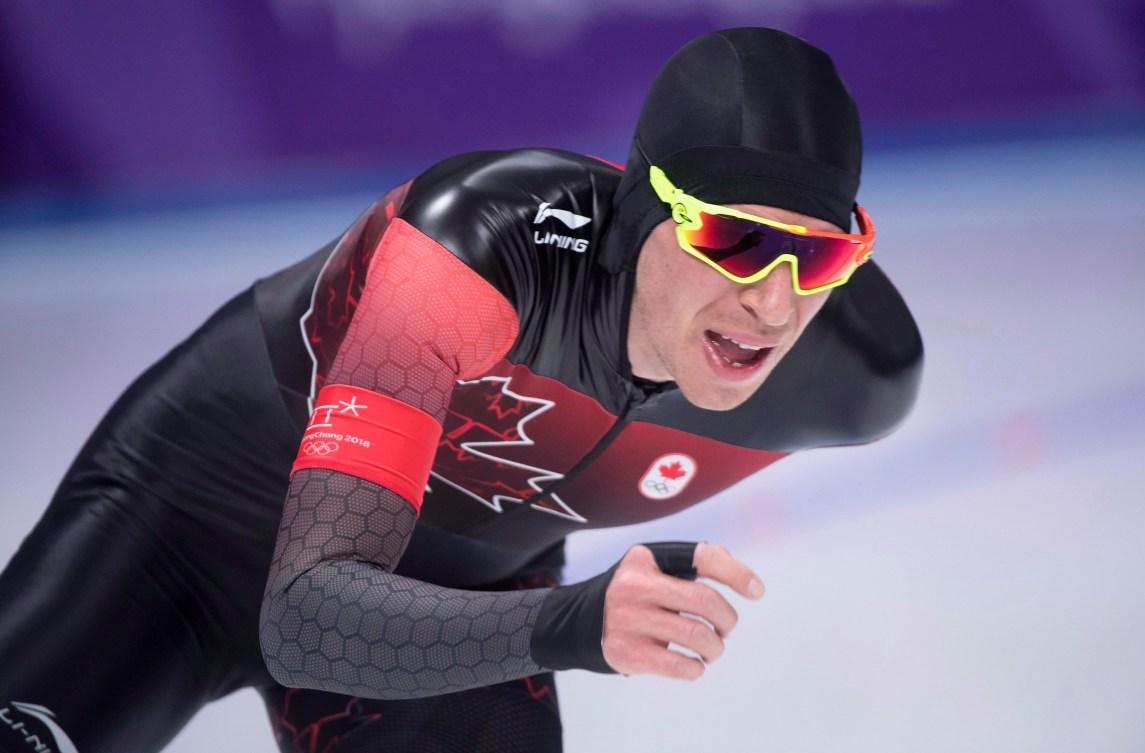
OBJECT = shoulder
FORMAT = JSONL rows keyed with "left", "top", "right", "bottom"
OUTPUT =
{"left": 395, "top": 149, "right": 622, "bottom": 303}
{"left": 403, "top": 148, "right": 621, "bottom": 214}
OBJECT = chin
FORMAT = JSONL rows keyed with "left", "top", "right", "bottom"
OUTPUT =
{"left": 676, "top": 381, "right": 760, "bottom": 412}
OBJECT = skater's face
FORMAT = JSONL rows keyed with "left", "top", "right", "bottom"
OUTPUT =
{"left": 627, "top": 204, "right": 837, "bottom": 411}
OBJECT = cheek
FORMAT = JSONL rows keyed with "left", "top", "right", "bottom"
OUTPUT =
{"left": 794, "top": 290, "right": 832, "bottom": 333}
{"left": 654, "top": 265, "right": 719, "bottom": 333}
{"left": 635, "top": 223, "right": 730, "bottom": 334}
{"left": 635, "top": 233, "right": 687, "bottom": 320}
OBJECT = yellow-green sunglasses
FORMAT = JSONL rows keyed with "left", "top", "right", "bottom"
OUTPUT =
{"left": 649, "top": 166, "right": 875, "bottom": 294}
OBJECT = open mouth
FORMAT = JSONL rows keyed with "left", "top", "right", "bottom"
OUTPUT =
{"left": 703, "top": 330, "right": 774, "bottom": 373}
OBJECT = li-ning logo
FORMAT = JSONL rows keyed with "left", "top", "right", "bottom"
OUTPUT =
{"left": 533, "top": 202, "right": 591, "bottom": 253}
{"left": 534, "top": 202, "right": 591, "bottom": 229}
{"left": 0, "top": 702, "right": 79, "bottom": 753}
{"left": 639, "top": 454, "right": 697, "bottom": 500}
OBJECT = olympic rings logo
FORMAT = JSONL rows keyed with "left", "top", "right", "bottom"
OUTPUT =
{"left": 643, "top": 479, "right": 675, "bottom": 496}
{"left": 303, "top": 440, "right": 340, "bottom": 455}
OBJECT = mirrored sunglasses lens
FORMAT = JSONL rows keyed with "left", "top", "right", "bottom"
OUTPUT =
{"left": 796, "top": 236, "right": 864, "bottom": 290}
{"left": 684, "top": 211, "right": 778, "bottom": 277}
{"left": 685, "top": 212, "right": 860, "bottom": 288}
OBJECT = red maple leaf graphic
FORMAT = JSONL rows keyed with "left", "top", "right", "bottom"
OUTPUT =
{"left": 658, "top": 461, "right": 687, "bottom": 480}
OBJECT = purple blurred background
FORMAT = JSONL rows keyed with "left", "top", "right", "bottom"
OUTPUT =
{"left": 3, "top": 0, "right": 1143, "bottom": 203}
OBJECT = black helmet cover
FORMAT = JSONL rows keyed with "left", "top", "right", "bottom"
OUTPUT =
{"left": 601, "top": 27, "right": 863, "bottom": 272}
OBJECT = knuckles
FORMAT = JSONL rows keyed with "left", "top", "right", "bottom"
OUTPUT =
{"left": 610, "top": 548, "right": 663, "bottom": 594}
{"left": 608, "top": 567, "right": 648, "bottom": 599}
{"left": 682, "top": 619, "right": 712, "bottom": 649}
{"left": 692, "top": 584, "right": 721, "bottom": 615}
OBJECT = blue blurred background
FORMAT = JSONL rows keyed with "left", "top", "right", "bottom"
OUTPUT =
{"left": 2, "top": 1, "right": 1144, "bottom": 751}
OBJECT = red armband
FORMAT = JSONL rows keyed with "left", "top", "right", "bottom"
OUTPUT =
{"left": 291, "top": 385, "right": 441, "bottom": 513}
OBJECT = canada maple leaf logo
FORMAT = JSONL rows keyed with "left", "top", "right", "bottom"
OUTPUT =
{"left": 639, "top": 453, "right": 698, "bottom": 500}
{"left": 429, "top": 375, "right": 587, "bottom": 523}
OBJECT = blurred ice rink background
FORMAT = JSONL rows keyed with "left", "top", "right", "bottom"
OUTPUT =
{"left": 2, "top": 1, "right": 1143, "bottom": 751}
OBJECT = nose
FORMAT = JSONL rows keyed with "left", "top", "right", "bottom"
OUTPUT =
{"left": 737, "top": 262, "right": 797, "bottom": 327}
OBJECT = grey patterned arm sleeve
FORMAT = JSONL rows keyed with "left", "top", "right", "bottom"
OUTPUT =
{"left": 259, "top": 468, "right": 549, "bottom": 699}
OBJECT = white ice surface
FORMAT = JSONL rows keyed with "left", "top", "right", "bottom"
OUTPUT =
{"left": 1, "top": 133, "right": 1142, "bottom": 752}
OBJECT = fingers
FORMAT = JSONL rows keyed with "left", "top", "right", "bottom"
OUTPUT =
{"left": 630, "top": 544, "right": 756, "bottom": 635}
{"left": 602, "top": 542, "right": 763, "bottom": 681}
{"left": 606, "top": 634, "right": 707, "bottom": 680}
{"left": 612, "top": 546, "right": 739, "bottom": 638}
{"left": 652, "top": 578, "right": 739, "bottom": 638}
{"left": 603, "top": 607, "right": 724, "bottom": 677}
{"left": 642, "top": 608, "right": 726, "bottom": 664}
{"left": 694, "top": 542, "right": 765, "bottom": 600}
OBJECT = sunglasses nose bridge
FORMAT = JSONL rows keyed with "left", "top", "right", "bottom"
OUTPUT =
{"left": 736, "top": 261, "right": 799, "bottom": 325}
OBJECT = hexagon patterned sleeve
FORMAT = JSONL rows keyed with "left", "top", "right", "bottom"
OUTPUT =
{"left": 261, "top": 219, "right": 556, "bottom": 699}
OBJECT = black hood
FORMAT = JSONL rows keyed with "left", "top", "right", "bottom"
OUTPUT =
{"left": 601, "top": 27, "right": 863, "bottom": 272}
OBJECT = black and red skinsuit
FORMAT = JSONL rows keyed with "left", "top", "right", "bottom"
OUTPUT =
{"left": 0, "top": 149, "right": 921, "bottom": 753}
